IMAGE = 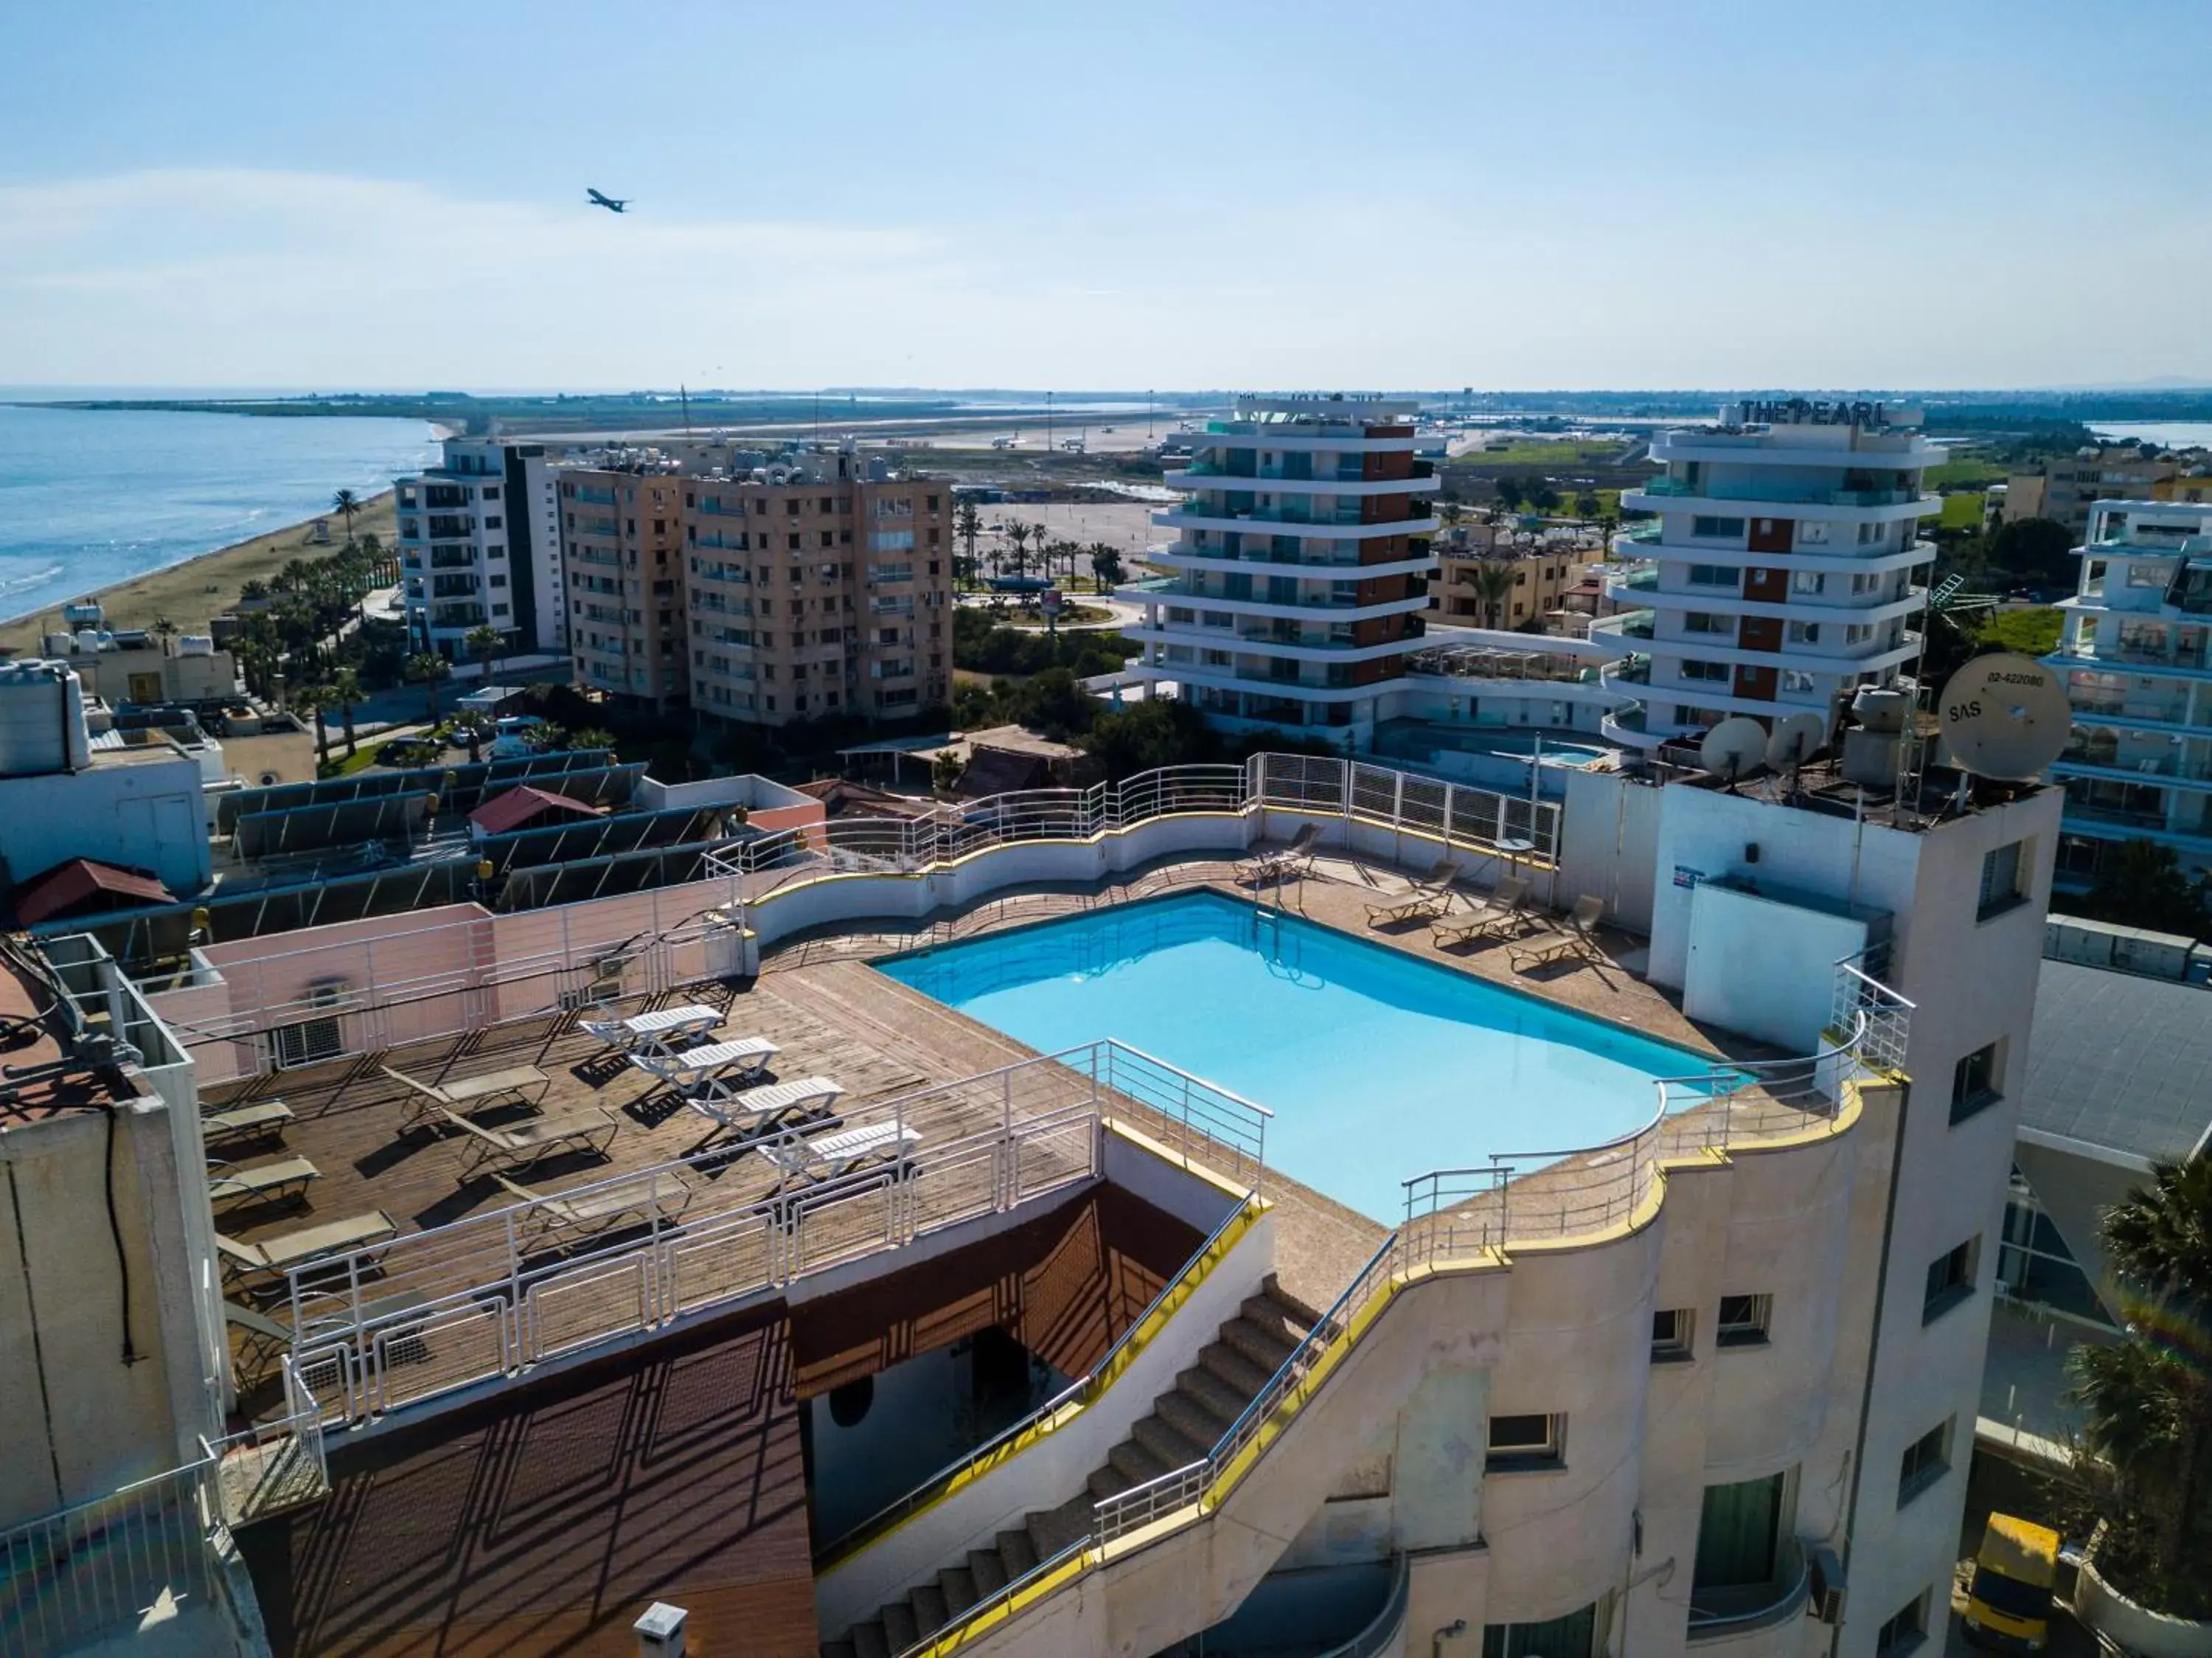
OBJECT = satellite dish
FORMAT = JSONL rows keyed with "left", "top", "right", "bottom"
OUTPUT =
{"left": 1700, "top": 716, "right": 1768, "bottom": 785}
{"left": 1936, "top": 653, "right": 2072, "bottom": 782}
{"left": 1767, "top": 712, "right": 1827, "bottom": 769}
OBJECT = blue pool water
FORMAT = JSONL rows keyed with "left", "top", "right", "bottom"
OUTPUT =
{"left": 878, "top": 891, "right": 1719, "bottom": 1221}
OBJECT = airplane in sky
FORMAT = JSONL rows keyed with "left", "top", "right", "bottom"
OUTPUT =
{"left": 587, "top": 189, "right": 628, "bottom": 214}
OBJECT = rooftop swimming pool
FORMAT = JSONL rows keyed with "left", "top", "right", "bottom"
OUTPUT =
{"left": 877, "top": 890, "right": 1723, "bottom": 1222}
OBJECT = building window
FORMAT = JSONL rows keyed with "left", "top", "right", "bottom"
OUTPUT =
{"left": 1781, "top": 669, "right": 1818, "bottom": 694}
{"left": 1692, "top": 1471, "right": 1787, "bottom": 1615}
{"left": 1787, "top": 620, "right": 1821, "bottom": 645}
{"left": 1978, "top": 840, "right": 2028, "bottom": 920}
{"left": 1951, "top": 1041, "right": 2003, "bottom": 1125}
{"left": 1897, "top": 1418, "right": 1952, "bottom": 1506}
{"left": 1874, "top": 1591, "right": 1930, "bottom": 1657}
{"left": 1691, "top": 516, "right": 1747, "bottom": 539}
{"left": 1486, "top": 1412, "right": 1564, "bottom": 1471}
{"left": 1924, "top": 1238, "right": 1979, "bottom": 1322}
{"left": 1482, "top": 1603, "right": 1599, "bottom": 1658}
{"left": 1652, "top": 1308, "right": 1694, "bottom": 1362}
{"left": 1791, "top": 569, "right": 1826, "bottom": 594}
{"left": 1795, "top": 521, "right": 1830, "bottom": 545}
{"left": 1680, "top": 659, "right": 1730, "bottom": 683}
{"left": 1715, "top": 1294, "right": 1770, "bottom": 1348}
{"left": 1686, "top": 563, "right": 1737, "bottom": 588}
{"left": 1683, "top": 612, "right": 1732, "bottom": 636}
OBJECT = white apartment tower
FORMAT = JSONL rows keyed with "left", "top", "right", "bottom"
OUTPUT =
{"left": 395, "top": 438, "right": 566, "bottom": 660}
{"left": 1596, "top": 400, "right": 1938, "bottom": 748}
{"left": 1128, "top": 395, "right": 1439, "bottom": 749}
{"left": 2047, "top": 496, "right": 2212, "bottom": 881}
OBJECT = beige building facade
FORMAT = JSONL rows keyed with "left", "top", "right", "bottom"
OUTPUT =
{"left": 559, "top": 463, "right": 689, "bottom": 710}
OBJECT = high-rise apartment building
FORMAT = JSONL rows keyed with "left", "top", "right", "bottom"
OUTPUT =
{"left": 683, "top": 451, "right": 952, "bottom": 726}
{"left": 395, "top": 438, "right": 564, "bottom": 658}
{"left": 2046, "top": 496, "right": 2212, "bottom": 881}
{"left": 1127, "top": 395, "right": 1439, "bottom": 749}
{"left": 558, "top": 460, "right": 689, "bottom": 711}
{"left": 1595, "top": 400, "right": 1938, "bottom": 748}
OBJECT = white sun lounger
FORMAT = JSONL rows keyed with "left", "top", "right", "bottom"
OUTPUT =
{"left": 578, "top": 1002, "right": 723, "bottom": 1055}
{"left": 626, "top": 1036, "right": 782, "bottom": 1105}
{"left": 686, "top": 1075, "right": 846, "bottom": 1146}
{"left": 760, "top": 1120, "right": 919, "bottom": 1186}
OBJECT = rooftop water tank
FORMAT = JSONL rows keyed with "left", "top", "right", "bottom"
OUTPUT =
{"left": 1851, "top": 687, "right": 1913, "bottom": 734}
{"left": 178, "top": 635, "right": 215, "bottom": 656}
{"left": 75, "top": 628, "right": 102, "bottom": 653}
{"left": 0, "top": 659, "right": 92, "bottom": 777}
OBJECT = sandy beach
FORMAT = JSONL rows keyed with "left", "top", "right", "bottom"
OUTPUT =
{"left": 0, "top": 490, "right": 397, "bottom": 657}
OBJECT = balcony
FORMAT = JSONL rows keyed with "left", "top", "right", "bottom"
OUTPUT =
{"left": 574, "top": 549, "right": 623, "bottom": 569}
{"left": 1638, "top": 479, "right": 1927, "bottom": 509}
{"left": 1602, "top": 654, "right": 1651, "bottom": 687}
{"left": 1590, "top": 608, "right": 1655, "bottom": 641}
{"left": 1607, "top": 562, "right": 1660, "bottom": 594}
{"left": 1686, "top": 1538, "right": 1810, "bottom": 1643}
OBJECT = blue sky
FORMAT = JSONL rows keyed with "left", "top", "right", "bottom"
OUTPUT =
{"left": 4, "top": 0, "right": 2208, "bottom": 391}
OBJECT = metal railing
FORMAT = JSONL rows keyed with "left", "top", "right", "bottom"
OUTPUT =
{"left": 201, "top": 1356, "right": 329, "bottom": 1528}
{"left": 274, "top": 1041, "right": 1265, "bottom": 1428}
{"left": 0, "top": 1460, "right": 220, "bottom": 1658}
{"left": 815, "top": 1191, "right": 1262, "bottom": 1568}
{"left": 1686, "top": 1536, "right": 1811, "bottom": 1640}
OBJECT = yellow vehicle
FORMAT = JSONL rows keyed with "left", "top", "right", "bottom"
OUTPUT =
{"left": 1964, "top": 1513, "right": 2060, "bottom": 1651}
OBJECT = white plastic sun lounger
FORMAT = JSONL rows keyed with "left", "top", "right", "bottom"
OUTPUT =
{"left": 760, "top": 1120, "right": 919, "bottom": 1186}
{"left": 685, "top": 1075, "right": 846, "bottom": 1146}
{"left": 578, "top": 1002, "right": 723, "bottom": 1055}
{"left": 626, "top": 1036, "right": 782, "bottom": 1104}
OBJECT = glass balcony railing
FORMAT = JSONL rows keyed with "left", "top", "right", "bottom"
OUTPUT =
{"left": 1686, "top": 1539, "right": 1810, "bottom": 1642}
{"left": 1171, "top": 502, "right": 1436, "bottom": 530}
{"left": 1636, "top": 478, "right": 1924, "bottom": 507}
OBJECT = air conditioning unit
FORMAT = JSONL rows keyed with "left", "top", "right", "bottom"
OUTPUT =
{"left": 1808, "top": 1545, "right": 1847, "bottom": 1625}
{"left": 273, "top": 977, "right": 349, "bottom": 1069}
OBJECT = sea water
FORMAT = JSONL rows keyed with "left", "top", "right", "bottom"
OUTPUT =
{"left": 0, "top": 403, "right": 437, "bottom": 622}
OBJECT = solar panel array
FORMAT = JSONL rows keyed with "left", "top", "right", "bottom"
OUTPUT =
{"left": 215, "top": 748, "right": 629, "bottom": 835}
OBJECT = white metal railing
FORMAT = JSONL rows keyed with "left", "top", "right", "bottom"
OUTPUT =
{"left": 0, "top": 1460, "right": 220, "bottom": 1658}
{"left": 271, "top": 1041, "right": 1266, "bottom": 1428}
{"left": 201, "top": 1356, "right": 329, "bottom": 1527}
{"left": 161, "top": 755, "right": 1557, "bottom": 1075}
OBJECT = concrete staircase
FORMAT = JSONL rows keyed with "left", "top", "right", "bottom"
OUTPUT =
{"left": 819, "top": 1279, "right": 1310, "bottom": 1658}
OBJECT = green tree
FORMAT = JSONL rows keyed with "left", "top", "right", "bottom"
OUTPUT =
{"left": 1493, "top": 476, "right": 1526, "bottom": 514}
{"left": 2062, "top": 1159, "right": 2212, "bottom": 1615}
{"left": 1088, "top": 543, "right": 1125, "bottom": 592}
{"left": 1082, "top": 697, "right": 1217, "bottom": 779}
{"left": 294, "top": 684, "right": 333, "bottom": 770}
{"left": 955, "top": 502, "right": 983, "bottom": 586}
{"left": 406, "top": 651, "right": 449, "bottom": 724}
{"left": 1527, "top": 479, "right": 1562, "bottom": 514}
{"left": 1003, "top": 519, "right": 1032, "bottom": 582}
{"left": 238, "top": 578, "right": 269, "bottom": 603}
{"left": 1985, "top": 516, "right": 2077, "bottom": 589}
{"left": 330, "top": 488, "right": 361, "bottom": 547}
{"left": 465, "top": 623, "right": 504, "bottom": 684}
{"left": 931, "top": 748, "right": 966, "bottom": 794}
{"left": 1470, "top": 561, "right": 1516, "bottom": 631}
{"left": 328, "top": 667, "right": 365, "bottom": 757}
{"left": 2065, "top": 840, "right": 2212, "bottom": 940}
{"left": 569, "top": 726, "right": 617, "bottom": 754}
{"left": 1573, "top": 490, "right": 1601, "bottom": 524}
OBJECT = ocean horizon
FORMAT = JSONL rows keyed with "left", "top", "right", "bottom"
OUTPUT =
{"left": 0, "top": 403, "right": 436, "bottom": 625}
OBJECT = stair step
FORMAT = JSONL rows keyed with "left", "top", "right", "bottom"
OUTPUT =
{"left": 1157, "top": 1385, "right": 1234, "bottom": 1449}
{"left": 967, "top": 1544, "right": 1009, "bottom": 1598}
{"left": 1217, "top": 1317, "right": 1295, "bottom": 1376}
{"left": 1108, "top": 1437, "right": 1169, "bottom": 1489}
{"left": 939, "top": 1563, "right": 981, "bottom": 1620}
{"left": 1238, "top": 1291, "right": 1308, "bottom": 1345}
{"left": 1028, "top": 1497, "right": 1093, "bottom": 1559}
{"left": 911, "top": 1581, "right": 950, "bottom": 1637}
{"left": 1087, "top": 1461, "right": 1133, "bottom": 1501}
{"left": 1176, "top": 1361, "right": 1258, "bottom": 1425}
{"left": 850, "top": 1624, "right": 891, "bottom": 1658}
{"left": 1130, "top": 1412, "right": 1208, "bottom": 1471}
{"left": 1259, "top": 1272, "right": 1321, "bottom": 1325}
{"left": 882, "top": 1601, "right": 919, "bottom": 1651}
{"left": 998, "top": 1525, "right": 1040, "bottom": 1579}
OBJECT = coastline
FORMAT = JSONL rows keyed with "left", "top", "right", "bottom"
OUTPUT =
{"left": 0, "top": 488, "right": 398, "bottom": 657}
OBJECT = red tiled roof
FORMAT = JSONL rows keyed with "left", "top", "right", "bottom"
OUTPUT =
{"left": 467, "top": 785, "right": 601, "bottom": 836}
{"left": 15, "top": 858, "right": 174, "bottom": 928}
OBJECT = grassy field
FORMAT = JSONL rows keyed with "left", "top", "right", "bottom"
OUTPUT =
{"left": 1453, "top": 438, "right": 1630, "bottom": 470}
{"left": 1977, "top": 607, "right": 2062, "bottom": 656}
{"left": 1939, "top": 492, "right": 1988, "bottom": 530}
{"left": 0, "top": 491, "right": 399, "bottom": 656}
{"left": 1926, "top": 457, "right": 2008, "bottom": 488}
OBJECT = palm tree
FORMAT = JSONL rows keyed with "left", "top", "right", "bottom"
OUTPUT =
{"left": 331, "top": 488, "right": 361, "bottom": 547}
{"left": 295, "top": 684, "right": 333, "bottom": 770}
{"left": 1088, "top": 543, "right": 1125, "bottom": 592}
{"left": 570, "top": 726, "right": 617, "bottom": 754}
{"left": 406, "top": 651, "right": 450, "bottom": 724}
{"left": 955, "top": 502, "right": 983, "bottom": 586}
{"left": 464, "top": 624, "right": 504, "bottom": 684}
{"left": 239, "top": 578, "right": 269, "bottom": 603}
{"left": 150, "top": 615, "right": 178, "bottom": 656}
{"left": 2063, "top": 1159, "right": 2212, "bottom": 1612}
{"left": 328, "top": 667, "right": 365, "bottom": 757}
{"left": 1004, "top": 520, "right": 1032, "bottom": 582}
{"left": 278, "top": 558, "right": 314, "bottom": 594}
{"left": 1471, "top": 561, "right": 1517, "bottom": 631}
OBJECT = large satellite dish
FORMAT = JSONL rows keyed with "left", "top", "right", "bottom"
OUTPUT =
{"left": 1767, "top": 712, "right": 1826, "bottom": 769}
{"left": 1700, "top": 716, "right": 1768, "bottom": 785}
{"left": 1937, "top": 653, "right": 2072, "bottom": 781}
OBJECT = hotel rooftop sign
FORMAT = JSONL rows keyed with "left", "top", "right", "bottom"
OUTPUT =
{"left": 1727, "top": 398, "right": 1918, "bottom": 430}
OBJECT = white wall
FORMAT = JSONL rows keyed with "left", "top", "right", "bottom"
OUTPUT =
{"left": 0, "top": 754, "right": 212, "bottom": 895}
{"left": 1683, "top": 884, "right": 1871, "bottom": 1052}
